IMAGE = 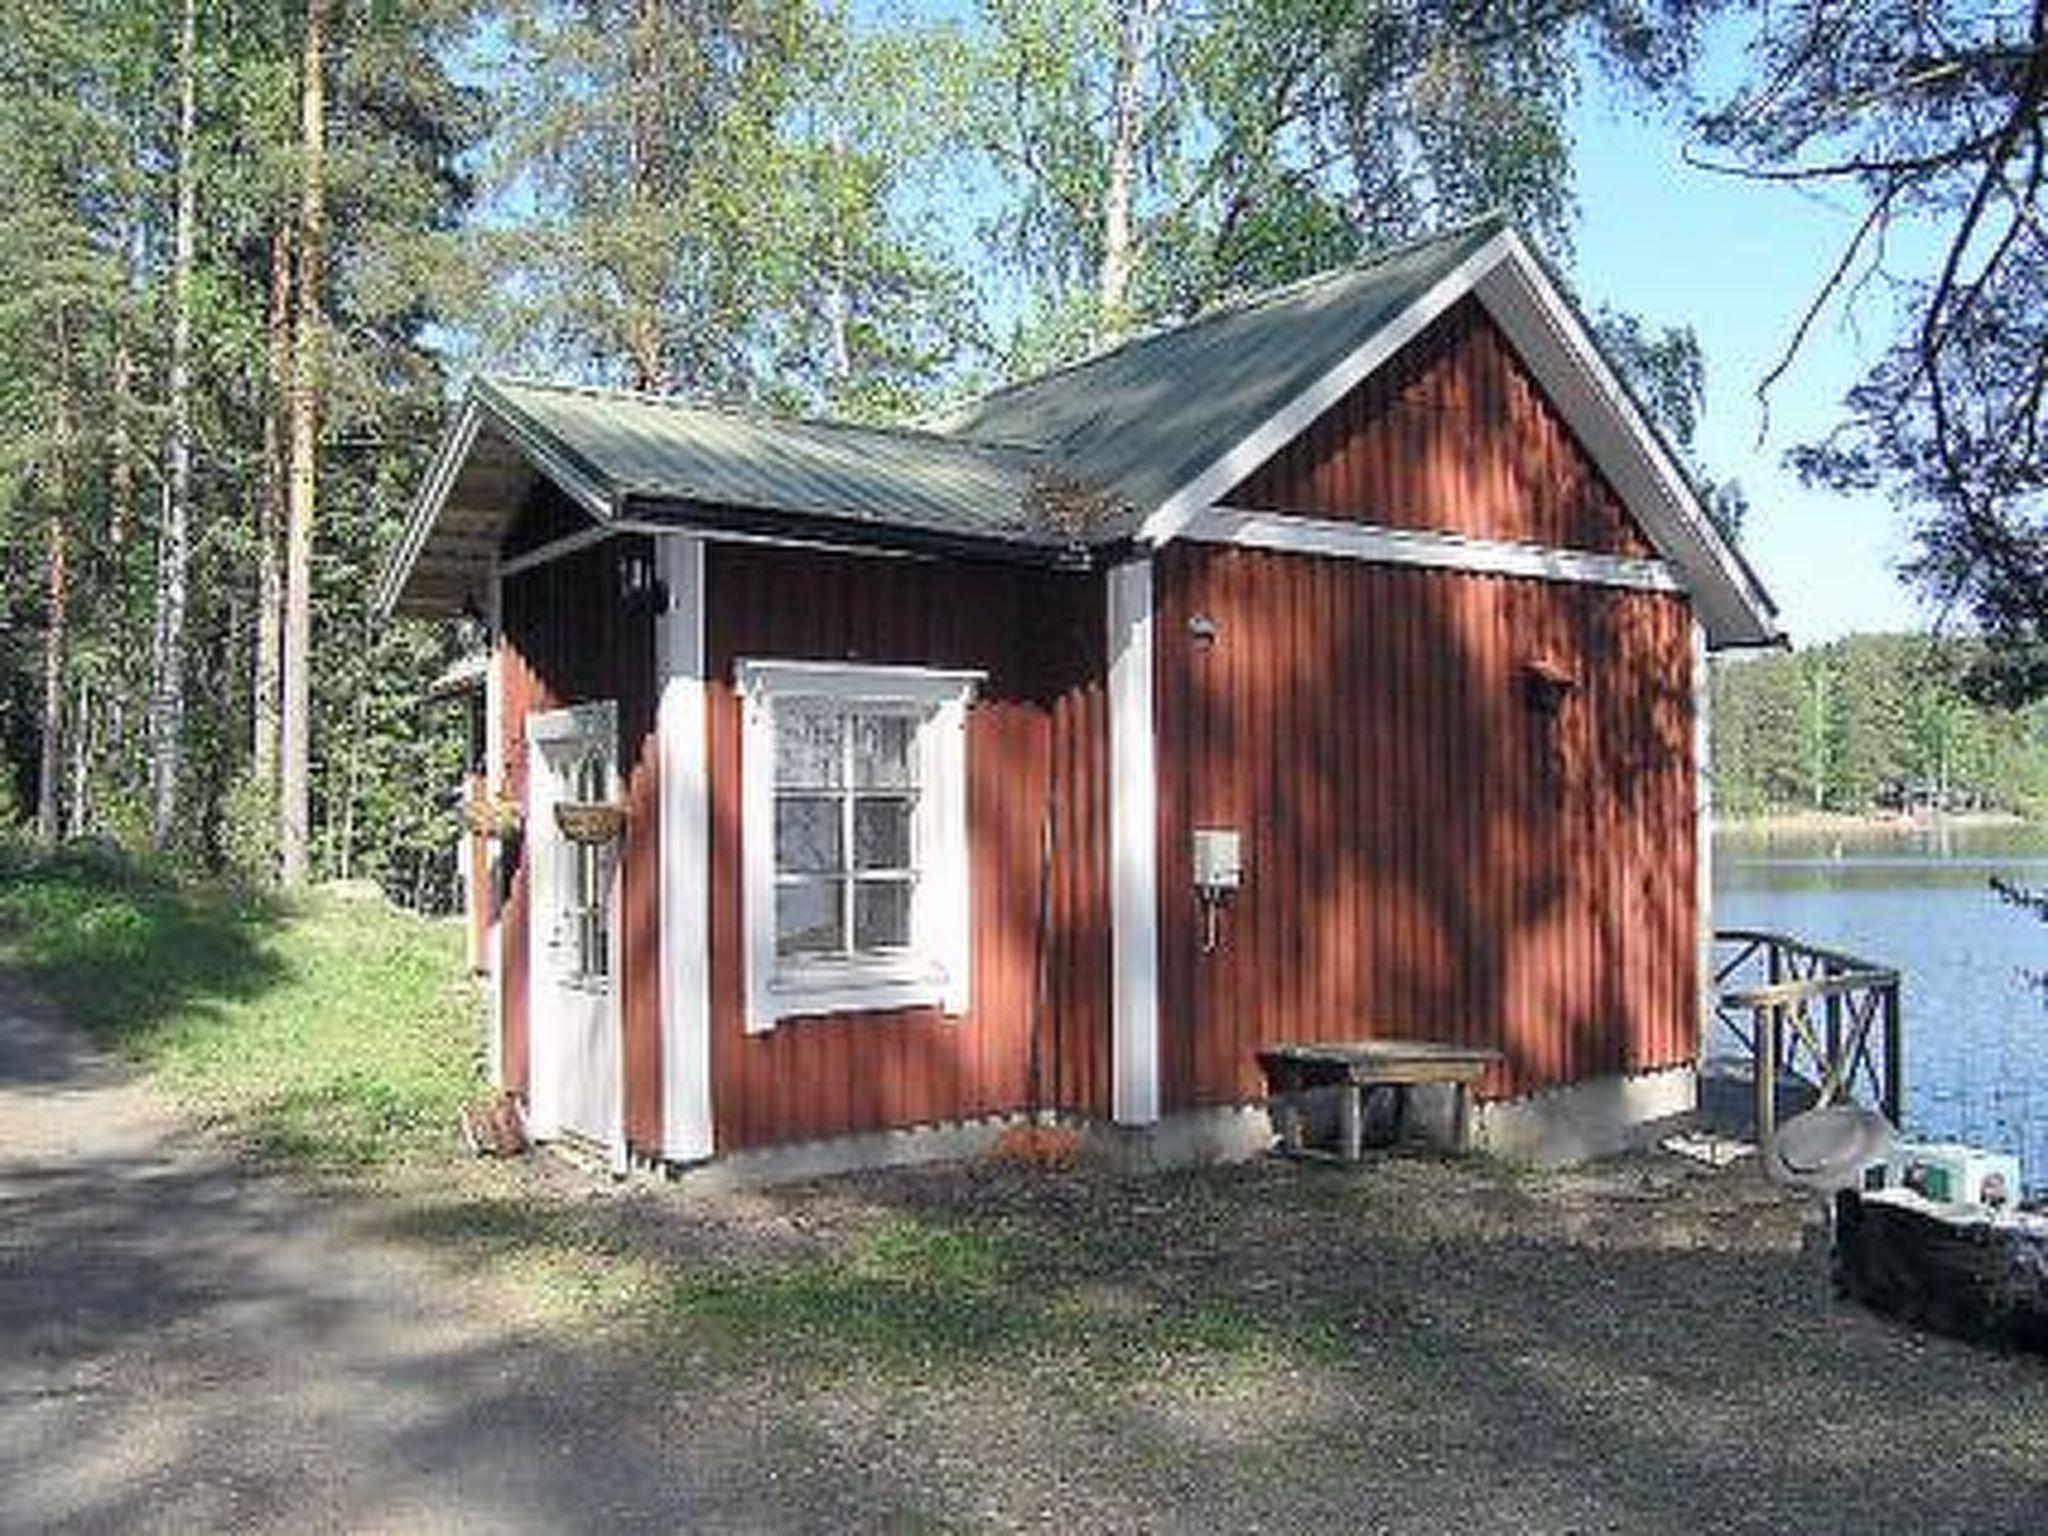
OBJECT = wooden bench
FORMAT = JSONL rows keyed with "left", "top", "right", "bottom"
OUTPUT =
{"left": 1257, "top": 1040, "right": 1501, "bottom": 1160}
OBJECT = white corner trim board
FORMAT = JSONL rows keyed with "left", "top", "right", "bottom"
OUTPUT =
{"left": 485, "top": 567, "right": 505, "bottom": 1092}
{"left": 1108, "top": 557, "right": 1161, "bottom": 1125}
{"left": 657, "top": 535, "right": 714, "bottom": 1163}
{"left": 1190, "top": 508, "right": 1684, "bottom": 594}
{"left": 735, "top": 658, "right": 981, "bottom": 1033}
{"left": 1691, "top": 615, "right": 1713, "bottom": 1041}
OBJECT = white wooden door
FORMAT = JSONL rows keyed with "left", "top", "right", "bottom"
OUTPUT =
{"left": 526, "top": 703, "right": 622, "bottom": 1161}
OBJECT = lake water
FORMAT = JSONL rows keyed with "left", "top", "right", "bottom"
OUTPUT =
{"left": 1713, "top": 823, "right": 2048, "bottom": 1188}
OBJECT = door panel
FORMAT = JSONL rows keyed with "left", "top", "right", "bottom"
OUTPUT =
{"left": 526, "top": 705, "right": 622, "bottom": 1156}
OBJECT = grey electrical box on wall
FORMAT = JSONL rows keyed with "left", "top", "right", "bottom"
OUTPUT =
{"left": 1192, "top": 828, "right": 1243, "bottom": 893}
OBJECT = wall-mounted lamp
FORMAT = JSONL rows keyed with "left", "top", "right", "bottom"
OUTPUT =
{"left": 617, "top": 548, "right": 670, "bottom": 615}
{"left": 459, "top": 592, "right": 495, "bottom": 643}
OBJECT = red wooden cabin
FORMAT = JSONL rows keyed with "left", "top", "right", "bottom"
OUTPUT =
{"left": 377, "top": 219, "right": 1778, "bottom": 1176}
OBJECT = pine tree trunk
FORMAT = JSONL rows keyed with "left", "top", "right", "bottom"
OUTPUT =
{"left": 279, "top": 0, "right": 327, "bottom": 886}
{"left": 255, "top": 220, "right": 291, "bottom": 810}
{"left": 1097, "top": 0, "right": 1159, "bottom": 333}
{"left": 151, "top": 0, "right": 200, "bottom": 850}
{"left": 35, "top": 307, "right": 76, "bottom": 844}
{"left": 36, "top": 512, "right": 65, "bottom": 843}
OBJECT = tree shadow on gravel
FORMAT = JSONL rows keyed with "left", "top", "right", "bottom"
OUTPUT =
{"left": 374, "top": 1150, "right": 2048, "bottom": 1533}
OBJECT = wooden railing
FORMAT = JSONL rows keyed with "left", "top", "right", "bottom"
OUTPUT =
{"left": 1713, "top": 929, "right": 1903, "bottom": 1156}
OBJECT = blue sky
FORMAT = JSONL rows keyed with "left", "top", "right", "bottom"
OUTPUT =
{"left": 1565, "top": 72, "right": 1929, "bottom": 645}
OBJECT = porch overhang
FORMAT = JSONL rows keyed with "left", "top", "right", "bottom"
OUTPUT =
{"left": 373, "top": 388, "right": 613, "bottom": 619}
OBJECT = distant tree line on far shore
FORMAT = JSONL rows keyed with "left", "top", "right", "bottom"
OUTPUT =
{"left": 1711, "top": 633, "right": 2048, "bottom": 822}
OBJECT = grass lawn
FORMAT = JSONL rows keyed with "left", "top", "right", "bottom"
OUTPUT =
{"left": 0, "top": 841, "right": 481, "bottom": 1167}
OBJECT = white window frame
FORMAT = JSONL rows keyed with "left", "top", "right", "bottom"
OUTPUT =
{"left": 737, "top": 659, "right": 980, "bottom": 1032}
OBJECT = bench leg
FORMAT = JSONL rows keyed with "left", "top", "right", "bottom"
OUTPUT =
{"left": 1339, "top": 1083, "right": 1363, "bottom": 1162}
{"left": 1452, "top": 1086, "right": 1472, "bottom": 1154}
{"left": 1278, "top": 1094, "right": 1305, "bottom": 1154}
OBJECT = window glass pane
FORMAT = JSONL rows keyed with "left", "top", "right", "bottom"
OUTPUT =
{"left": 852, "top": 713, "right": 915, "bottom": 789}
{"left": 776, "top": 707, "right": 844, "bottom": 788}
{"left": 776, "top": 879, "right": 844, "bottom": 956}
{"left": 853, "top": 878, "right": 912, "bottom": 951}
{"left": 775, "top": 795, "right": 842, "bottom": 874}
{"left": 853, "top": 796, "right": 913, "bottom": 870}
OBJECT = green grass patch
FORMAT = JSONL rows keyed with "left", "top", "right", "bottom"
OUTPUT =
{"left": 665, "top": 1217, "right": 1030, "bottom": 1368}
{"left": 0, "top": 840, "right": 481, "bottom": 1168}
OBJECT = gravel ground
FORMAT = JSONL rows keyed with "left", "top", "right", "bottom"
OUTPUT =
{"left": 374, "top": 1128, "right": 2048, "bottom": 1532}
{"left": 0, "top": 971, "right": 854, "bottom": 1535}
{"left": 8, "top": 961, "right": 2048, "bottom": 1532}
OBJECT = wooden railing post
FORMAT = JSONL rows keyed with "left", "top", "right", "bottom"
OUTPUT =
{"left": 1753, "top": 1003, "right": 1778, "bottom": 1159}
{"left": 1715, "top": 928, "right": 1902, "bottom": 1161}
{"left": 1882, "top": 981, "right": 1903, "bottom": 1127}
{"left": 1824, "top": 987, "right": 1842, "bottom": 1104}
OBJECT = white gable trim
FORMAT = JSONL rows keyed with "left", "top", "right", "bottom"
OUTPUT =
{"left": 476, "top": 383, "right": 614, "bottom": 524}
{"left": 1137, "top": 230, "right": 1777, "bottom": 649}
{"left": 1192, "top": 508, "right": 1685, "bottom": 594}
{"left": 1137, "top": 229, "right": 1517, "bottom": 551}
{"left": 1471, "top": 235, "right": 1774, "bottom": 648}
{"left": 373, "top": 383, "right": 616, "bottom": 618}
{"left": 373, "top": 396, "right": 482, "bottom": 615}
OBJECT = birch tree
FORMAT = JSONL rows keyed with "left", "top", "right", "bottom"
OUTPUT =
{"left": 150, "top": 0, "right": 200, "bottom": 848}
{"left": 976, "top": 0, "right": 1721, "bottom": 367}
{"left": 279, "top": 0, "right": 327, "bottom": 886}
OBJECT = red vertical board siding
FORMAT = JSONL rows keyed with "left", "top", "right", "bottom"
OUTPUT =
{"left": 1155, "top": 543, "right": 1695, "bottom": 1110}
{"left": 704, "top": 544, "right": 1109, "bottom": 1151}
{"left": 494, "top": 503, "right": 664, "bottom": 1155}
{"left": 1159, "top": 300, "right": 1700, "bottom": 1109}
{"left": 1233, "top": 297, "right": 1656, "bottom": 560}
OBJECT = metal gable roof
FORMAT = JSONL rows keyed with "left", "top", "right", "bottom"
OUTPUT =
{"left": 483, "top": 377, "right": 1064, "bottom": 544}
{"left": 377, "top": 217, "right": 1778, "bottom": 646}
{"left": 940, "top": 218, "right": 1510, "bottom": 542}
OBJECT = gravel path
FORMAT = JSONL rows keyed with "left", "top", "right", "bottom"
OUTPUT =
{"left": 0, "top": 970, "right": 763, "bottom": 1535}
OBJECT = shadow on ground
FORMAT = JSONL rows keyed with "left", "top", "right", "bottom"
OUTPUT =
{"left": 0, "top": 843, "right": 290, "bottom": 1073}
{"left": 0, "top": 974, "right": 852, "bottom": 1535}
{"left": 374, "top": 1150, "right": 2048, "bottom": 1533}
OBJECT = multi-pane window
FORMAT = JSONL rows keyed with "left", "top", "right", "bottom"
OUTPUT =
{"left": 773, "top": 706, "right": 919, "bottom": 960}
{"left": 738, "top": 660, "right": 979, "bottom": 1031}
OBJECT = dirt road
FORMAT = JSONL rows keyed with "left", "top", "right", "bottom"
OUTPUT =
{"left": 0, "top": 972, "right": 733, "bottom": 1535}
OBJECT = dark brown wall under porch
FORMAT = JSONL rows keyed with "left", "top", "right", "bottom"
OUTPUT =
{"left": 496, "top": 499, "right": 664, "bottom": 1154}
